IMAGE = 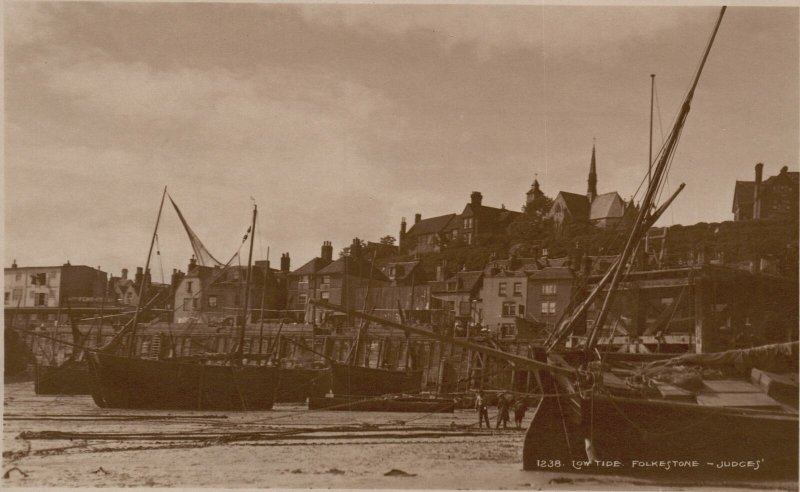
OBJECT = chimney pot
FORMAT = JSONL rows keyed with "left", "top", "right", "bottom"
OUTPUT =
{"left": 414, "top": 213, "right": 421, "bottom": 224}
{"left": 471, "top": 191, "right": 483, "bottom": 207}
{"left": 122, "top": 268, "right": 128, "bottom": 280}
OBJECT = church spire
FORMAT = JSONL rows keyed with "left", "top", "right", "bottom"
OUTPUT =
{"left": 587, "top": 139, "right": 598, "bottom": 202}
{"left": 526, "top": 173, "right": 543, "bottom": 206}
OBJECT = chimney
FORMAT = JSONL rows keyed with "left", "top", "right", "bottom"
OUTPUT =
{"left": 780, "top": 165, "right": 788, "bottom": 175}
{"left": 754, "top": 162, "right": 764, "bottom": 219}
{"left": 280, "top": 253, "right": 291, "bottom": 273}
{"left": 121, "top": 268, "right": 128, "bottom": 280}
{"left": 350, "top": 238, "right": 362, "bottom": 258}
{"left": 471, "top": 191, "right": 483, "bottom": 208}
{"left": 144, "top": 268, "right": 152, "bottom": 289}
{"left": 188, "top": 255, "right": 197, "bottom": 272}
{"left": 11, "top": 259, "right": 17, "bottom": 269}
{"left": 400, "top": 217, "right": 407, "bottom": 237}
{"left": 415, "top": 213, "right": 422, "bottom": 224}
{"left": 321, "top": 241, "right": 333, "bottom": 262}
{"left": 135, "top": 267, "right": 144, "bottom": 288}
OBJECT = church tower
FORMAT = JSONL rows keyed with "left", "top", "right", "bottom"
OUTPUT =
{"left": 526, "top": 177, "right": 543, "bottom": 207}
{"left": 587, "top": 142, "right": 598, "bottom": 203}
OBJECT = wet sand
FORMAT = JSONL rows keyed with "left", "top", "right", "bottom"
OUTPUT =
{"left": 2, "top": 381, "right": 792, "bottom": 490}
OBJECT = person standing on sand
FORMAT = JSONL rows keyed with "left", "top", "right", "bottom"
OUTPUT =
{"left": 475, "top": 391, "right": 490, "bottom": 429}
{"left": 496, "top": 394, "right": 510, "bottom": 429}
{"left": 513, "top": 398, "right": 528, "bottom": 429}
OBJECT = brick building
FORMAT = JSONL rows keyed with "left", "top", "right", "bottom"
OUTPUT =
{"left": 398, "top": 191, "right": 521, "bottom": 256}
{"left": 732, "top": 163, "right": 798, "bottom": 221}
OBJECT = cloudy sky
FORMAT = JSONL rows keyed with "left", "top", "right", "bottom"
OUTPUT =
{"left": 4, "top": 2, "right": 798, "bottom": 278}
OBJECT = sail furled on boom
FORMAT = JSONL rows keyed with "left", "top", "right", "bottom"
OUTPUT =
{"left": 168, "top": 194, "right": 226, "bottom": 268}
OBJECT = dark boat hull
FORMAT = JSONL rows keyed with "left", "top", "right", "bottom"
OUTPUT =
{"left": 5, "top": 329, "right": 34, "bottom": 379}
{"left": 87, "top": 352, "right": 279, "bottom": 411}
{"left": 524, "top": 385, "right": 799, "bottom": 479}
{"left": 276, "top": 367, "right": 328, "bottom": 402}
{"left": 35, "top": 361, "right": 93, "bottom": 395}
{"left": 328, "top": 363, "right": 422, "bottom": 397}
{"left": 308, "top": 396, "right": 455, "bottom": 413}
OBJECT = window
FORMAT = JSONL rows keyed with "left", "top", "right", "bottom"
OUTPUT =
{"left": 35, "top": 293, "right": 47, "bottom": 306}
{"left": 451, "top": 229, "right": 458, "bottom": 239}
{"left": 464, "top": 232, "right": 473, "bottom": 245}
{"left": 518, "top": 305, "right": 525, "bottom": 316}
{"left": 500, "top": 324, "right": 516, "bottom": 338}
{"left": 183, "top": 298, "right": 193, "bottom": 310}
{"left": 15, "top": 273, "right": 21, "bottom": 281}
{"left": 30, "top": 273, "right": 46, "bottom": 286}
{"left": 463, "top": 218, "right": 473, "bottom": 229}
{"left": 12, "top": 288, "right": 22, "bottom": 301}
{"left": 542, "top": 284, "right": 557, "bottom": 295}
{"left": 322, "top": 275, "right": 330, "bottom": 285}
{"left": 513, "top": 282, "right": 523, "bottom": 296}
{"left": 298, "top": 294, "right": 308, "bottom": 305}
{"left": 541, "top": 301, "right": 556, "bottom": 315}
{"left": 4, "top": 292, "right": 9, "bottom": 305}
{"left": 299, "top": 275, "right": 309, "bottom": 285}
{"left": 208, "top": 295, "right": 218, "bottom": 308}
{"left": 192, "top": 298, "right": 199, "bottom": 309}
{"left": 187, "top": 281, "right": 193, "bottom": 293}
{"left": 498, "top": 282, "right": 507, "bottom": 296}
{"left": 320, "top": 291, "right": 330, "bottom": 300}
{"left": 502, "top": 301, "right": 516, "bottom": 317}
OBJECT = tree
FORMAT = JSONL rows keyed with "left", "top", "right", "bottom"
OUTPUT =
{"left": 380, "top": 235, "right": 396, "bottom": 246}
{"left": 508, "top": 193, "right": 554, "bottom": 242}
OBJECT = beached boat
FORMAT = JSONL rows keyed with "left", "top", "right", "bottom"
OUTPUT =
{"left": 326, "top": 362, "right": 423, "bottom": 398}
{"left": 87, "top": 191, "right": 279, "bottom": 410}
{"left": 523, "top": 7, "right": 799, "bottom": 479}
{"left": 35, "top": 360, "right": 92, "bottom": 395}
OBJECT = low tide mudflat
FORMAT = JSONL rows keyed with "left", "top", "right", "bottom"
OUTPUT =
{"left": 2, "top": 381, "right": 791, "bottom": 490}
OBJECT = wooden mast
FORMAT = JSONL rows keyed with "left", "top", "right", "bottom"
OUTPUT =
{"left": 236, "top": 204, "right": 257, "bottom": 362}
{"left": 115, "top": 186, "right": 167, "bottom": 357}
{"left": 584, "top": 7, "right": 726, "bottom": 356}
{"left": 649, "top": 73, "right": 655, "bottom": 187}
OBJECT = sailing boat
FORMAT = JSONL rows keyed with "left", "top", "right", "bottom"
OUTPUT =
{"left": 521, "top": 7, "right": 798, "bottom": 478}
{"left": 34, "top": 314, "right": 94, "bottom": 395}
{"left": 87, "top": 190, "right": 280, "bottom": 410}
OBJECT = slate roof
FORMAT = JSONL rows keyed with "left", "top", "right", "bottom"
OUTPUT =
{"left": 430, "top": 270, "right": 483, "bottom": 294}
{"left": 289, "top": 257, "right": 331, "bottom": 276}
{"left": 380, "top": 261, "right": 420, "bottom": 282}
{"left": 527, "top": 266, "right": 574, "bottom": 280}
{"left": 556, "top": 192, "right": 591, "bottom": 221}
{"left": 317, "top": 256, "right": 389, "bottom": 281}
{"left": 406, "top": 214, "right": 457, "bottom": 237}
{"left": 590, "top": 192, "right": 625, "bottom": 221}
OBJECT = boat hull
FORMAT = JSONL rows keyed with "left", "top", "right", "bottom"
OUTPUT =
{"left": 276, "top": 367, "right": 327, "bottom": 402}
{"left": 328, "top": 363, "right": 423, "bottom": 397}
{"left": 35, "top": 361, "right": 93, "bottom": 395}
{"left": 523, "top": 391, "right": 799, "bottom": 479}
{"left": 87, "top": 352, "right": 279, "bottom": 411}
{"left": 308, "top": 396, "right": 455, "bottom": 413}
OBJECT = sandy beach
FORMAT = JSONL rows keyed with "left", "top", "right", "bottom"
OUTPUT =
{"left": 2, "top": 381, "right": 794, "bottom": 490}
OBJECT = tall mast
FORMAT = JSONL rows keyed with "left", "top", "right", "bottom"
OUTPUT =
{"left": 584, "top": 7, "right": 726, "bottom": 356}
{"left": 236, "top": 204, "right": 257, "bottom": 361}
{"left": 649, "top": 74, "right": 655, "bottom": 187}
{"left": 125, "top": 186, "right": 167, "bottom": 357}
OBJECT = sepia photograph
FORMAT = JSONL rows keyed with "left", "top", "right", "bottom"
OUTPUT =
{"left": 3, "top": 1, "right": 799, "bottom": 490}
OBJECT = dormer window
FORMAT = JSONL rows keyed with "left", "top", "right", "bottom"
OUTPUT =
{"left": 463, "top": 218, "right": 473, "bottom": 229}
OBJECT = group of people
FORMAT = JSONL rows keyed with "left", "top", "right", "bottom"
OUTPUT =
{"left": 474, "top": 390, "right": 529, "bottom": 429}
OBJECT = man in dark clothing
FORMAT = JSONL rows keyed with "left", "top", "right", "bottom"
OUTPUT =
{"left": 496, "top": 394, "right": 510, "bottom": 429}
{"left": 475, "top": 391, "right": 490, "bottom": 429}
{"left": 513, "top": 398, "right": 529, "bottom": 429}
